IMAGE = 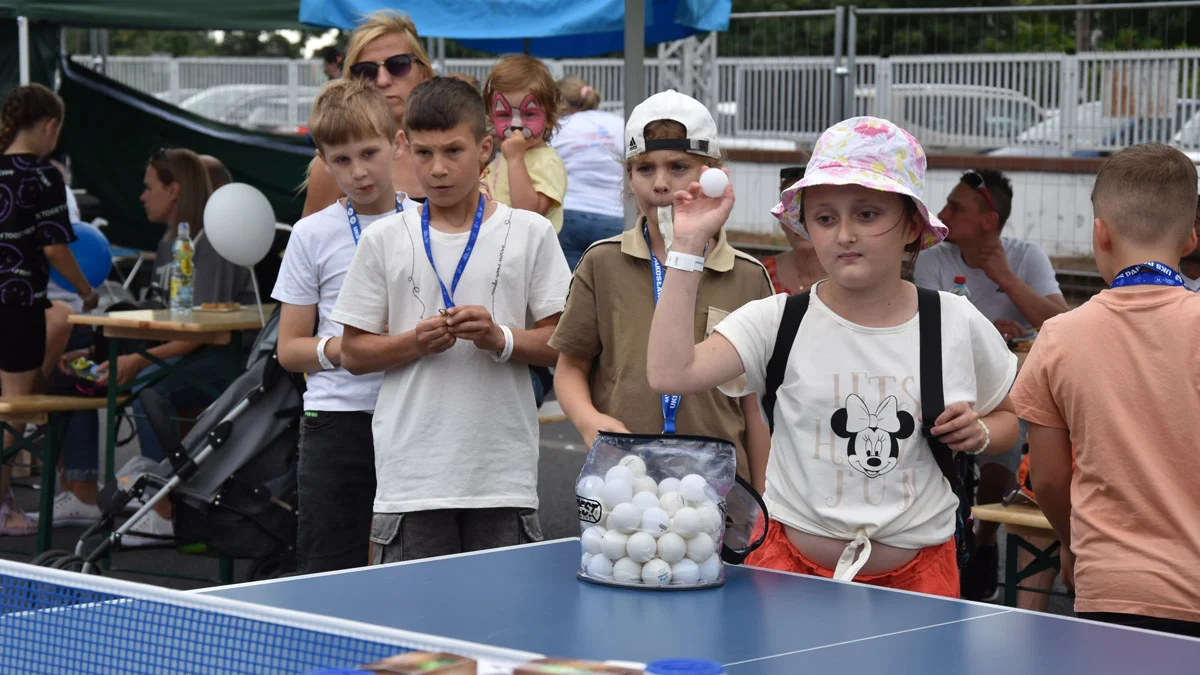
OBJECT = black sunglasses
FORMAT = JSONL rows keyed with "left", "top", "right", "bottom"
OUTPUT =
{"left": 349, "top": 54, "right": 417, "bottom": 81}
{"left": 961, "top": 170, "right": 999, "bottom": 213}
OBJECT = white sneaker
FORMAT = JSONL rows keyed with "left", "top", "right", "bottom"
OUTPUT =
{"left": 120, "top": 510, "right": 175, "bottom": 548}
{"left": 26, "top": 491, "right": 102, "bottom": 528}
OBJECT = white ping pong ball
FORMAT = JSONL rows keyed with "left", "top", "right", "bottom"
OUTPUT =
{"left": 626, "top": 532, "right": 658, "bottom": 563}
{"left": 605, "top": 465, "right": 634, "bottom": 484}
{"left": 587, "top": 553, "right": 614, "bottom": 579}
{"left": 671, "top": 507, "right": 702, "bottom": 538}
{"left": 602, "top": 479, "right": 633, "bottom": 506}
{"left": 686, "top": 532, "right": 715, "bottom": 562}
{"left": 578, "top": 475, "right": 604, "bottom": 500}
{"left": 697, "top": 502, "right": 723, "bottom": 536}
{"left": 601, "top": 530, "right": 631, "bottom": 560}
{"left": 640, "top": 507, "right": 671, "bottom": 538}
{"left": 679, "top": 474, "right": 708, "bottom": 504}
{"left": 657, "top": 532, "right": 687, "bottom": 564}
{"left": 632, "top": 475, "right": 659, "bottom": 497}
{"left": 658, "top": 477, "right": 681, "bottom": 495}
{"left": 581, "top": 526, "right": 606, "bottom": 554}
{"left": 613, "top": 557, "right": 643, "bottom": 583}
{"left": 582, "top": 552, "right": 593, "bottom": 570}
{"left": 699, "top": 168, "right": 729, "bottom": 198}
{"left": 659, "top": 491, "right": 685, "bottom": 517}
{"left": 618, "top": 455, "right": 647, "bottom": 478}
{"left": 610, "top": 503, "right": 642, "bottom": 534}
{"left": 671, "top": 558, "right": 700, "bottom": 585}
{"left": 632, "top": 491, "right": 660, "bottom": 511}
{"left": 642, "top": 558, "right": 672, "bottom": 586}
{"left": 698, "top": 553, "right": 722, "bottom": 583}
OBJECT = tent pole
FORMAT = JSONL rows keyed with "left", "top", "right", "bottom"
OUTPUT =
{"left": 17, "top": 16, "right": 30, "bottom": 85}
{"left": 623, "top": 0, "right": 645, "bottom": 122}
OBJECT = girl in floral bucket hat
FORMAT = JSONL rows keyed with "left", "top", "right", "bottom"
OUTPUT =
{"left": 647, "top": 116, "right": 1020, "bottom": 598}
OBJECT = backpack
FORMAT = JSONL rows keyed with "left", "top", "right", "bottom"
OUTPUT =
{"left": 761, "top": 288, "right": 977, "bottom": 568}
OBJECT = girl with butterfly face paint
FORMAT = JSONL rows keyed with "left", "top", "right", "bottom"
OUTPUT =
{"left": 481, "top": 55, "right": 568, "bottom": 233}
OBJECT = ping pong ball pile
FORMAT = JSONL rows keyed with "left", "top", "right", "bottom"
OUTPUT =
{"left": 579, "top": 455, "right": 723, "bottom": 587}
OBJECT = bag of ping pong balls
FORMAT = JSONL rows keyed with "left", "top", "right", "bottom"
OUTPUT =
{"left": 576, "top": 432, "right": 736, "bottom": 590}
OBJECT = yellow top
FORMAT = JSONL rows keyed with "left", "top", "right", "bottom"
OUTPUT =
{"left": 482, "top": 145, "right": 567, "bottom": 233}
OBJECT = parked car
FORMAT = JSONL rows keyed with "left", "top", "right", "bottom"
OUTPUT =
{"left": 856, "top": 84, "right": 1045, "bottom": 150}
{"left": 178, "top": 85, "right": 321, "bottom": 135}
{"left": 989, "top": 99, "right": 1200, "bottom": 157}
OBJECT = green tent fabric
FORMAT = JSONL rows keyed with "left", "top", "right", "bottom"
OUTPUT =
{"left": 0, "top": 0, "right": 305, "bottom": 30}
{"left": 0, "top": 18, "right": 57, "bottom": 91}
{"left": 59, "top": 57, "right": 313, "bottom": 290}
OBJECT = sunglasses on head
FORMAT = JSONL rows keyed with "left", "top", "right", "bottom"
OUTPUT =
{"left": 349, "top": 54, "right": 417, "bottom": 81}
{"left": 962, "top": 170, "right": 998, "bottom": 213}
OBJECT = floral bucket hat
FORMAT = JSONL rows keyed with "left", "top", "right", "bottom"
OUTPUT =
{"left": 771, "top": 116, "right": 948, "bottom": 250}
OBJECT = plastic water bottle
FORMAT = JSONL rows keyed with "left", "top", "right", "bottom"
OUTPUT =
{"left": 169, "top": 221, "right": 195, "bottom": 315}
{"left": 950, "top": 275, "right": 970, "bottom": 300}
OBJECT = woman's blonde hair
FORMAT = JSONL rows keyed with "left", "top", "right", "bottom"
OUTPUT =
{"left": 309, "top": 79, "right": 398, "bottom": 150}
{"left": 558, "top": 76, "right": 601, "bottom": 113}
{"left": 483, "top": 55, "right": 566, "bottom": 142}
{"left": 344, "top": 11, "right": 435, "bottom": 84}
{"left": 148, "top": 148, "right": 212, "bottom": 236}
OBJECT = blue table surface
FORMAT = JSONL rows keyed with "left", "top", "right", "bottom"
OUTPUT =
{"left": 203, "top": 540, "right": 1200, "bottom": 675}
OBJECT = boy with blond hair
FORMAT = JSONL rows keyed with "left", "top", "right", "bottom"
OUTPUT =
{"left": 1012, "top": 143, "right": 1200, "bottom": 637}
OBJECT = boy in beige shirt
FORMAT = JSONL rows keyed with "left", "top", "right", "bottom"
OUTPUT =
{"left": 1012, "top": 143, "right": 1200, "bottom": 637}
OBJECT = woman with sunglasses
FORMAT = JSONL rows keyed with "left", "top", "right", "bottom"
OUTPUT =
{"left": 301, "top": 11, "right": 435, "bottom": 217}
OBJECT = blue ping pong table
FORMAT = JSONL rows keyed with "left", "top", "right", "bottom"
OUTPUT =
{"left": 202, "top": 539, "right": 1200, "bottom": 674}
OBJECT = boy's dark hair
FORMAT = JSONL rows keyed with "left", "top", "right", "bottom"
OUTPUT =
{"left": 403, "top": 77, "right": 488, "bottom": 142}
{"left": 0, "top": 83, "right": 64, "bottom": 153}
{"left": 965, "top": 168, "right": 1014, "bottom": 230}
{"left": 1092, "top": 143, "right": 1198, "bottom": 245}
{"left": 321, "top": 45, "right": 343, "bottom": 66}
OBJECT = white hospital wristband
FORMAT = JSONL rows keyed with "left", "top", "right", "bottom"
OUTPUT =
{"left": 490, "top": 325, "right": 514, "bottom": 363}
{"left": 665, "top": 251, "right": 705, "bottom": 272}
{"left": 316, "top": 336, "right": 335, "bottom": 371}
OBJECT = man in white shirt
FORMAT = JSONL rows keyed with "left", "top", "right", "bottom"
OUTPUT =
{"left": 1182, "top": 195, "right": 1200, "bottom": 291}
{"left": 915, "top": 169, "right": 1069, "bottom": 601}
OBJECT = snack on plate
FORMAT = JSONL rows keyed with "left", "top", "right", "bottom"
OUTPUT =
{"left": 200, "top": 301, "right": 241, "bottom": 310}
{"left": 515, "top": 659, "right": 643, "bottom": 674}
{"left": 360, "top": 652, "right": 477, "bottom": 674}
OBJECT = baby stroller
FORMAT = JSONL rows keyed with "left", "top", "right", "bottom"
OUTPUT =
{"left": 34, "top": 308, "right": 304, "bottom": 580}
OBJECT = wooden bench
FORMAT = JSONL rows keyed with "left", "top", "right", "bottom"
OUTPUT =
{"left": 1, "top": 395, "right": 128, "bottom": 554}
{"left": 972, "top": 502, "right": 1069, "bottom": 607}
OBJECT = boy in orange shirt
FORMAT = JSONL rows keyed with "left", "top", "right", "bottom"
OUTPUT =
{"left": 1012, "top": 143, "right": 1200, "bottom": 637}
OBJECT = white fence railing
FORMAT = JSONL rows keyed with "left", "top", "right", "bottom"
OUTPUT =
{"left": 73, "top": 50, "right": 1200, "bottom": 155}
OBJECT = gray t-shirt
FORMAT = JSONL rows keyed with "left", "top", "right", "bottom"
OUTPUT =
{"left": 914, "top": 238, "right": 1061, "bottom": 329}
{"left": 154, "top": 230, "right": 256, "bottom": 306}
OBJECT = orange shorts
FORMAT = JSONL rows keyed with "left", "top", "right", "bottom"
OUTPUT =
{"left": 745, "top": 519, "right": 960, "bottom": 598}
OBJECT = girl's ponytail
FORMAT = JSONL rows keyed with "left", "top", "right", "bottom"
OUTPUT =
{"left": 0, "top": 84, "right": 65, "bottom": 153}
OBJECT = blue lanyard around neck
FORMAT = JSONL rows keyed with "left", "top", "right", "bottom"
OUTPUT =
{"left": 344, "top": 194, "right": 404, "bottom": 247}
{"left": 1110, "top": 261, "right": 1185, "bottom": 289}
{"left": 643, "top": 223, "right": 683, "bottom": 434}
{"left": 421, "top": 195, "right": 486, "bottom": 310}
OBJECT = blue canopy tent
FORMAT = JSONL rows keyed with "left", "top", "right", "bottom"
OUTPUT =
{"left": 299, "top": 0, "right": 731, "bottom": 117}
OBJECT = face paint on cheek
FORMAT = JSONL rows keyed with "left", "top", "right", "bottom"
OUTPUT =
{"left": 518, "top": 94, "right": 545, "bottom": 139}
{"left": 491, "top": 94, "right": 516, "bottom": 139}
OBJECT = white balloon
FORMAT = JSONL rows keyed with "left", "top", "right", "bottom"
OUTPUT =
{"left": 202, "top": 183, "right": 276, "bottom": 267}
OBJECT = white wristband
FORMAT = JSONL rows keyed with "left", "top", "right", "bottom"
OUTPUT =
{"left": 490, "top": 325, "right": 514, "bottom": 363}
{"left": 665, "top": 250, "right": 705, "bottom": 272}
{"left": 316, "top": 336, "right": 335, "bottom": 371}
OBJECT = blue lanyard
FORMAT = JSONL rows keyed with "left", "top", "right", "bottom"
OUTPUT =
{"left": 1110, "top": 261, "right": 1185, "bottom": 289}
{"left": 345, "top": 195, "right": 405, "bottom": 246}
{"left": 643, "top": 224, "right": 684, "bottom": 434}
{"left": 421, "top": 195, "right": 486, "bottom": 310}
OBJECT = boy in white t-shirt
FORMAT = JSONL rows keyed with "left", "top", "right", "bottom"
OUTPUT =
{"left": 272, "top": 79, "right": 420, "bottom": 574}
{"left": 332, "top": 77, "right": 572, "bottom": 563}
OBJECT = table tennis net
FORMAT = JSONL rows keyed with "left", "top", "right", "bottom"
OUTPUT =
{"left": 0, "top": 559, "right": 537, "bottom": 674}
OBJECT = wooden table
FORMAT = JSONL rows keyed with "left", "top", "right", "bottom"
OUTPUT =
{"left": 972, "top": 502, "right": 1067, "bottom": 607}
{"left": 68, "top": 305, "right": 274, "bottom": 485}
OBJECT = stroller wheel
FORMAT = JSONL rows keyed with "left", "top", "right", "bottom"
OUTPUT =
{"left": 49, "top": 555, "right": 84, "bottom": 572}
{"left": 248, "top": 556, "right": 285, "bottom": 581}
{"left": 30, "top": 549, "right": 71, "bottom": 567}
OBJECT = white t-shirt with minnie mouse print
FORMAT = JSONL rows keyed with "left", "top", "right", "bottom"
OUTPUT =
{"left": 715, "top": 281, "right": 1016, "bottom": 550}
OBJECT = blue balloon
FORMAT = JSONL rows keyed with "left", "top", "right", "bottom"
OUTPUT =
{"left": 49, "top": 222, "right": 112, "bottom": 293}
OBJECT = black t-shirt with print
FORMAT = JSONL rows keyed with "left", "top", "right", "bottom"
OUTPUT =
{"left": 0, "top": 153, "right": 76, "bottom": 307}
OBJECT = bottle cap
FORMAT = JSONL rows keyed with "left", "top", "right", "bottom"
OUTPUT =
{"left": 953, "top": 275, "right": 966, "bottom": 283}
{"left": 178, "top": 221, "right": 190, "bottom": 237}
{"left": 645, "top": 659, "right": 725, "bottom": 675}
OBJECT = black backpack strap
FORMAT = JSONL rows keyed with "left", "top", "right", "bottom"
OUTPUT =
{"left": 917, "top": 288, "right": 962, "bottom": 495}
{"left": 762, "top": 291, "right": 810, "bottom": 435}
